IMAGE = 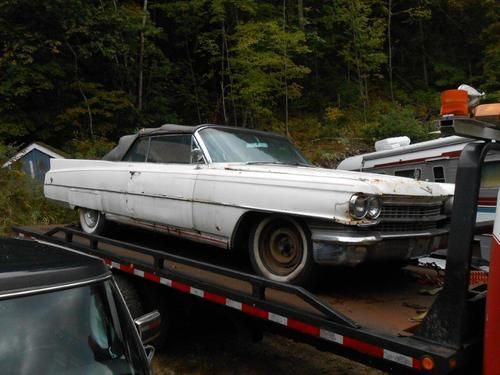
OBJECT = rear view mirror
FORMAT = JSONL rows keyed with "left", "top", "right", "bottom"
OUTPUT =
{"left": 134, "top": 310, "right": 161, "bottom": 345}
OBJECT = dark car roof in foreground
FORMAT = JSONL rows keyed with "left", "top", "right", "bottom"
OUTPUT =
{"left": 0, "top": 238, "right": 110, "bottom": 296}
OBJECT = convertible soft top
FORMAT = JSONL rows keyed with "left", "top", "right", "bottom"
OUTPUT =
{"left": 103, "top": 124, "right": 206, "bottom": 161}
{"left": 102, "top": 123, "right": 288, "bottom": 161}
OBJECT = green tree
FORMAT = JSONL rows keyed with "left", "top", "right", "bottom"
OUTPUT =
{"left": 330, "top": 0, "right": 386, "bottom": 121}
{"left": 230, "top": 20, "right": 310, "bottom": 127}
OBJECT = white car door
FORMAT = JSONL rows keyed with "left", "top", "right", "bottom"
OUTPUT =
{"left": 124, "top": 134, "right": 197, "bottom": 230}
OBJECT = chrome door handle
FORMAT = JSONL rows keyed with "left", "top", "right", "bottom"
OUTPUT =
{"left": 129, "top": 171, "right": 140, "bottom": 176}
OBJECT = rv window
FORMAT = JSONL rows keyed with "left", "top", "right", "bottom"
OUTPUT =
{"left": 395, "top": 169, "right": 421, "bottom": 179}
{"left": 433, "top": 166, "right": 446, "bottom": 182}
{"left": 482, "top": 161, "right": 500, "bottom": 188}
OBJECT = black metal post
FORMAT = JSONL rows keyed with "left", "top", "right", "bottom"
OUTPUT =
{"left": 415, "top": 141, "right": 500, "bottom": 348}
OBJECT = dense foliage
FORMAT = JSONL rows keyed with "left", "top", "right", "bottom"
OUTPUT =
{"left": 0, "top": 146, "right": 77, "bottom": 234}
{"left": 0, "top": 0, "right": 498, "bottom": 156}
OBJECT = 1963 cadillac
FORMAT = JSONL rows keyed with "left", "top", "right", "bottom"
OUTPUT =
{"left": 44, "top": 124, "right": 454, "bottom": 285}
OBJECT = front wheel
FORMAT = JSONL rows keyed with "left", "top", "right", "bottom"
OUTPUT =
{"left": 249, "top": 216, "right": 315, "bottom": 286}
{"left": 79, "top": 208, "right": 107, "bottom": 235}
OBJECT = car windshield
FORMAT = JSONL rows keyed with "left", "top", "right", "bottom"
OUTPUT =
{"left": 0, "top": 281, "right": 147, "bottom": 375}
{"left": 198, "top": 127, "right": 311, "bottom": 165}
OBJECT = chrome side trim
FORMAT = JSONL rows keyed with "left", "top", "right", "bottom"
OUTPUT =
{"left": 311, "top": 228, "right": 449, "bottom": 245}
{"left": 0, "top": 274, "right": 111, "bottom": 300}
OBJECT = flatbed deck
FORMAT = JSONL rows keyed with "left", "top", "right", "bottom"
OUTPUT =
{"left": 23, "top": 223, "right": 437, "bottom": 337}
{"left": 15, "top": 223, "right": 470, "bottom": 374}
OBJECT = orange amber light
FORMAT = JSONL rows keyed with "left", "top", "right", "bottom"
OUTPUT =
{"left": 441, "top": 89, "right": 469, "bottom": 116}
{"left": 421, "top": 356, "right": 435, "bottom": 371}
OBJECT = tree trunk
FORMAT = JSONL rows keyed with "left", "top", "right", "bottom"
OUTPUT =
{"left": 185, "top": 39, "right": 202, "bottom": 123}
{"left": 283, "top": 0, "right": 289, "bottom": 136}
{"left": 387, "top": 0, "right": 394, "bottom": 102}
{"left": 224, "top": 25, "right": 238, "bottom": 126}
{"left": 66, "top": 41, "right": 94, "bottom": 139}
{"left": 138, "top": 0, "right": 148, "bottom": 112}
{"left": 298, "top": 0, "right": 304, "bottom": 29}
{"left": 418, "top": 16, "right": 428, "bottom": 87}
{"left": 220, "top": 21, "right": 228, "bottom": 124}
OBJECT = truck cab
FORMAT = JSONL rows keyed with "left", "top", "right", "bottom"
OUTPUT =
{"left": 0, "top": 237, "right": 159, "bottom": 375}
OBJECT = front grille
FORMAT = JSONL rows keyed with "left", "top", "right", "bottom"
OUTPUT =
{"left": 375, "top": 221, "right": 438, "bottom": 232}
{"left": 376, "top": 199, "right": 446, "bottom": 232}
{"left": 381, "top": 205, "right": 442, "bottom": 220}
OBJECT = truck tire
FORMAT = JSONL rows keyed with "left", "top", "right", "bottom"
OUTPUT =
{"left": 249, "top": 215, "right": 316, "bottom": 286}
{"left": 113, "top": 272, "right": 144, "bottom": 319}
{"left": 79, "top": 208, "right": 107, "bottom": 235}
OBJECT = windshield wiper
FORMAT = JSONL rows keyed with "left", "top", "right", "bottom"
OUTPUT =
{"left": 245, "top": 161, "right": 313, "bottom": 167}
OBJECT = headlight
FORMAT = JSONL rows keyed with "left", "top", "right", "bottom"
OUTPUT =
{"left": 349, "top": 194, "right": 369, "bottom": 219}
{"left": 443, "top": 196, "right": 454, "bottom": 215}
{"left": 349, "top": 194, "right": 381, "bottom": 220}
{"left": 366, "top": 197, "right": 382, "bottom": 219}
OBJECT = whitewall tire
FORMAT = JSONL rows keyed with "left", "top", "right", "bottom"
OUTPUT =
{"left": 79, "top": 208, "right": 107, "bottom": 235}
{"left": 249, "top": 215, "right": 315, "bottom": 286}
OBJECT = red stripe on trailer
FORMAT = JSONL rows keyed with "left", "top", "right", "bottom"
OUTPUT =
{"left": 242, "top": 304, "right": 269, "bottom": 319}
{"left": 120, "top": 263, "right": 135, "bottom": 274}
{"left": 103, "top": 258, "right": 422, "bottom": 370}
{"left": 144, "top": 272, "right": 161, "bottom": 283}
{"left": 344, "top": 337, "right": 384, "bottom": 358}
{"left": 171, "top": 280, "right": 190, "bottom": 293}
{"left": 288, "top": 319, "right": 321, "bottom": 336}
{"left": 204, "top": 291, "right": 227, "bottom": 305}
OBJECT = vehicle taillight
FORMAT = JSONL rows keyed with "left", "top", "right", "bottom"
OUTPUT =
{"left": 421, "top": 355, "right": 435, "bottom": 371}
{"left": 440, "top": 89, "right": 469, "bottom": 116}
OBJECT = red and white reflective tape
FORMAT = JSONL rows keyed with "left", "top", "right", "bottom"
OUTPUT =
{"left": 104, "top": 258, "right": 421, "bottom": 370}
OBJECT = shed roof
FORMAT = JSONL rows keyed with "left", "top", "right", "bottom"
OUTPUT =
{"left": 2, "top": 142, "right": 66, "bottom": 168}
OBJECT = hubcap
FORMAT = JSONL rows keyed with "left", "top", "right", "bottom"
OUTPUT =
{"left": 259, "top": 222, "right": 304, "bottom": 276}
{"left": 83, "top": 210, "right": 98, "bottom": 228}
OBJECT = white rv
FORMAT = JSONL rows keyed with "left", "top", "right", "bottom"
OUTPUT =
{"left": 338, "top": 136, "right": 499, "bottom": 222}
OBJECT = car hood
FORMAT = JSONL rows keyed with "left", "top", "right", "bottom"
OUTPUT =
{"left": 217, "top": 163, "right": 455, "bottom": 197}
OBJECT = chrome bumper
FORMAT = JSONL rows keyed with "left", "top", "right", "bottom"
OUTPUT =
{"left": 311, "top": 228, "right": 449, "bottom": 266}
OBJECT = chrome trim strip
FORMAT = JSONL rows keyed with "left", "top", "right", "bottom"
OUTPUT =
{"left": 311, "top": 228, "right": 448, "bottom": 245}
{"left": 0, "top": 274, "right": 111, "bottom": 300}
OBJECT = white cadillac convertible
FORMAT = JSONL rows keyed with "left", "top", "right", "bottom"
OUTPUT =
{"left": 45, "top": 124, "right": 454, "bottom": 285}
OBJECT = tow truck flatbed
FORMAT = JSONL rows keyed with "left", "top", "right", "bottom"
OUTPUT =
{"left": 13, "top": 223, "right": 481, "bottom": 374}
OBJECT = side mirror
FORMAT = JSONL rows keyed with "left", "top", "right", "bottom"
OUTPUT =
{"left": 191, "top": 147, "right": 205, "bottom": 164}
{"left": 134, "top": 310, "right": 161, "bottom": 345}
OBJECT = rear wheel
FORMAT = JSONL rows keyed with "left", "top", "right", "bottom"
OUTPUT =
{"left": 249, "top": 216, "right": 315, "bottom": 286}
{"left": 113, "top": 272, "right": 145, "bottom": 319}
{"left": 79, "top": 208, "right": 107, "bottom": 235}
